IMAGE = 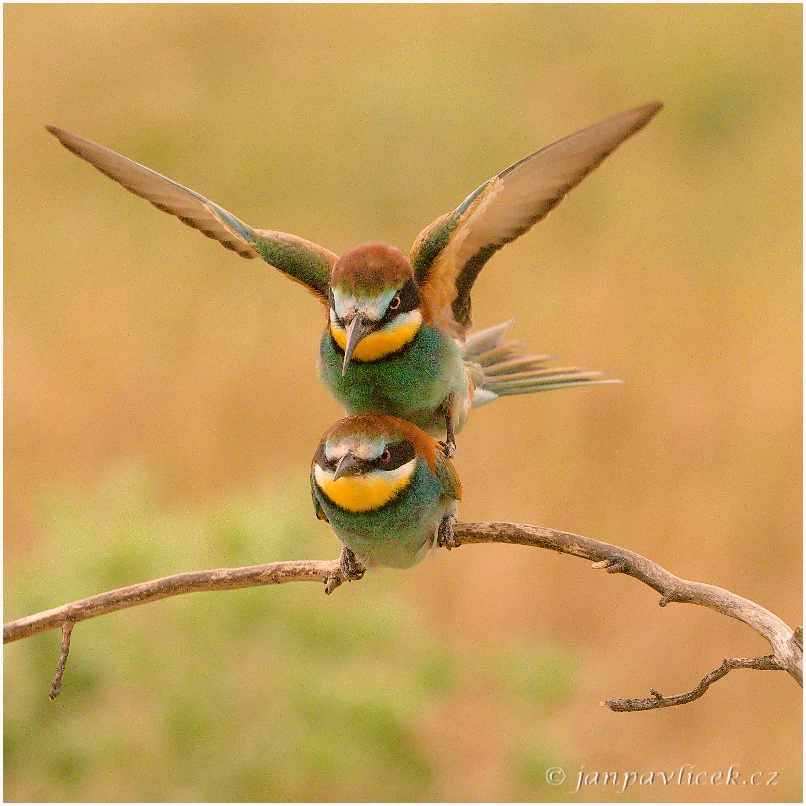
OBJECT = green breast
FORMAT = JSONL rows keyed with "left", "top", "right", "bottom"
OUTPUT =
{"left": 318, "top": 324, "right": 466, "bottom": 433}
{"left": 316, "top": 460, "right": 452, "bottom": 569}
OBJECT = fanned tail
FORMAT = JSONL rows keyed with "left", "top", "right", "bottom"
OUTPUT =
{"left": 463, "top": 320, "right": 620, "bottom": 409}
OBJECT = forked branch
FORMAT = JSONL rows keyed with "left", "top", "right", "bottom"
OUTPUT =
{"left": 4, "top": 521, "right": 802, "bottom": 708}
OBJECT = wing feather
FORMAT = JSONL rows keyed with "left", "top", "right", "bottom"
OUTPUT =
{"left": 47, "top": 126, "right": 336, "bottom": 302}
{"left": 411, "top": 102, "right": 663, "bottom": 333}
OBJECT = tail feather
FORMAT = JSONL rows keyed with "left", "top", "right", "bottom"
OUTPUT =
{"left": 482, "top": 354, "right": 554, "bottom": 376}
{"left": 462, "top": 319, "right": 518, "bottom": 358}
{"left": 485, "top": 372, "right": 615, "bottom": 392}
{"left": 485, "top": 365, "right": 605, "bottom": 385}
{"left": 469, "top": 343, "right": 541, "bottom": 369}
{"left": 463, "top": 321, "right": 620, "bottom": 409}
{"left": 486, "top": 378, "right": 619, "bottom": 397}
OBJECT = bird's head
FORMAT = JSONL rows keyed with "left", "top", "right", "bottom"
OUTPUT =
{"left": 328, "top": 243, "right": 423, "bottom": 374}
{"left": 312, "top": 414, "right": 437, "bottom": 513}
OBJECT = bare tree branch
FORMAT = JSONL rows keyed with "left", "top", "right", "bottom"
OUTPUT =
{"left": 4, "top": 521, "right": 802, "bottom": 706}
{"left": 449, "top": 522, "right": 802, "bottom": 689}
{"left": 4, "top": 559, "right": 347, "bottom": 644}
{"left": 602, "top": 655, "right": 785, "bottom": 711}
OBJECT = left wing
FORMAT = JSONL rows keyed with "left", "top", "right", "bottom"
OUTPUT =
{"left": 311, "top": 464, "right": 329, "bottom": 522}
{"left": 47, "top": 126, "right": 336, "bottom": 303}
{"left": 410, "top": 102, "right": 663, "bottom": 332}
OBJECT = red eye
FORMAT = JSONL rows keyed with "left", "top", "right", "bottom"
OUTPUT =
{"left": 380, "top": 448, "right": 391, "bottom": 463}
{"left": 388, "top": 294, "right": 401, "bottom": 311}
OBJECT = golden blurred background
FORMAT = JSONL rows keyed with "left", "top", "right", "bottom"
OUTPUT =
{"left": 5, "top": 4, "right": 801, "bottom": 802}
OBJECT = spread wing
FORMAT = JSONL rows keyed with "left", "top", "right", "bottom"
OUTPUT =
{"left": 47, "top": 126, "right": 336, "bottom": 303}
{"left": 410, "top": 102, "right": 663, "bottom": 333}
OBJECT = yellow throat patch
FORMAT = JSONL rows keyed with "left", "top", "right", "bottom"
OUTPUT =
{"left": 331, "top": 311, "right": 421, "bottom": 362}
{"left": 314, "top": 460, "right": 416, "bottom": 512}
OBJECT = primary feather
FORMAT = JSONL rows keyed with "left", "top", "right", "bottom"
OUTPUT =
{"left": 46, "top": 126, "right": 337, "bottom": 302}
{"left": 411, "top": 101, "right": 663, "bottom": 334}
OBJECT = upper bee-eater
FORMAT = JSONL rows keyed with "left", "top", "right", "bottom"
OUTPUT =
{"left": 47, "top": 101, "right": 662, "bottom": 452}
{"left": 311, "top": 413, "right": 461, "bottom": 575}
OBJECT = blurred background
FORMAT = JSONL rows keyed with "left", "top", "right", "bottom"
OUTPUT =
{"left": 4, "top": 4, "right": 801, "bottom": 802}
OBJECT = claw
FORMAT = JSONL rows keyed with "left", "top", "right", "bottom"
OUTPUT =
{"left": 438, "top": 395, "right": 457, "bottom": 457}
{"left": 437, "top": 513, "right": 459, "bottom": 550}
{"left": 339, "top": 546, "right": 366, "bottom": 581}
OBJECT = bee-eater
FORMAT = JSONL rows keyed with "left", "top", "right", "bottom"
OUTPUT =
{"left": 311, "top": 413, "right": 461, "bottom": 575}
{"left": 47, "top": 101, "right": 662, "bottom": 452}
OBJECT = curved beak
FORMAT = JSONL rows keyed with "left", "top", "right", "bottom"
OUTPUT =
{"left": 333, "top": 451, "right": 363, "bottom": 481}
{"left": 342, "top": 314, "right": 375, "bottom": 376}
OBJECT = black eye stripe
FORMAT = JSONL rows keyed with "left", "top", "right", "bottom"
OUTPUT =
{"left": 328, "top": 278, "right": 420, "bottom": 328}
{"left": 376, "top": 440, "right": 415, "bottom": 471}
{"left": 397, "top": 279, "right": 420, "bottom": 313}
{"left": 379, "top": 278, "right": 420, "bottom": 325}
{"left": 316, "top": 439, "right": 416, "bottom": 474}
{"left": 313, "top": 442, "right": 332, "bottom": 469}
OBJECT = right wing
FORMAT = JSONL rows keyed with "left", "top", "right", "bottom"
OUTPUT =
{"left": 47, "top": 126, "right": 336, "bottom": 303}
{"left": 410, "top": 102, "right": 663, "bottom": 332}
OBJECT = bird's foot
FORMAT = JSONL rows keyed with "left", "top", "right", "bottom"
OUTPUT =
{"left": 438, "top": 439, "right": 456, "bottom": 459}
{"left": 440, "top": 395, "right": 457, "bottom": 458}
{"left": 437, "top": 513, "right": 459, "bottom": 550}
{"left": 339, "top": 546, "right": 366, "bottom": 581}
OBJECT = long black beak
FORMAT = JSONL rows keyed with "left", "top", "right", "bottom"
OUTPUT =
{"left": 333, "top": 451, "right": 364, "bottom": 481}
{"left": 342, "top": 314, "right": 375, "bottom": 376}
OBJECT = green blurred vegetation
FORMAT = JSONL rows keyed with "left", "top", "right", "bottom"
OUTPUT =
{"left": 5, "top": 469, "right": 578, "bottom": 801}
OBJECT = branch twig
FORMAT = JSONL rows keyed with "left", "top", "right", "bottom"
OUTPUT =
{"left": 603, "top": 655, "right": 784, "bottom": 711}
{"left": 5, "top": 521, "right": 802, "bottom": 706}
{"left": 48, "top": 621, "right": 74, "bottom": 701}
